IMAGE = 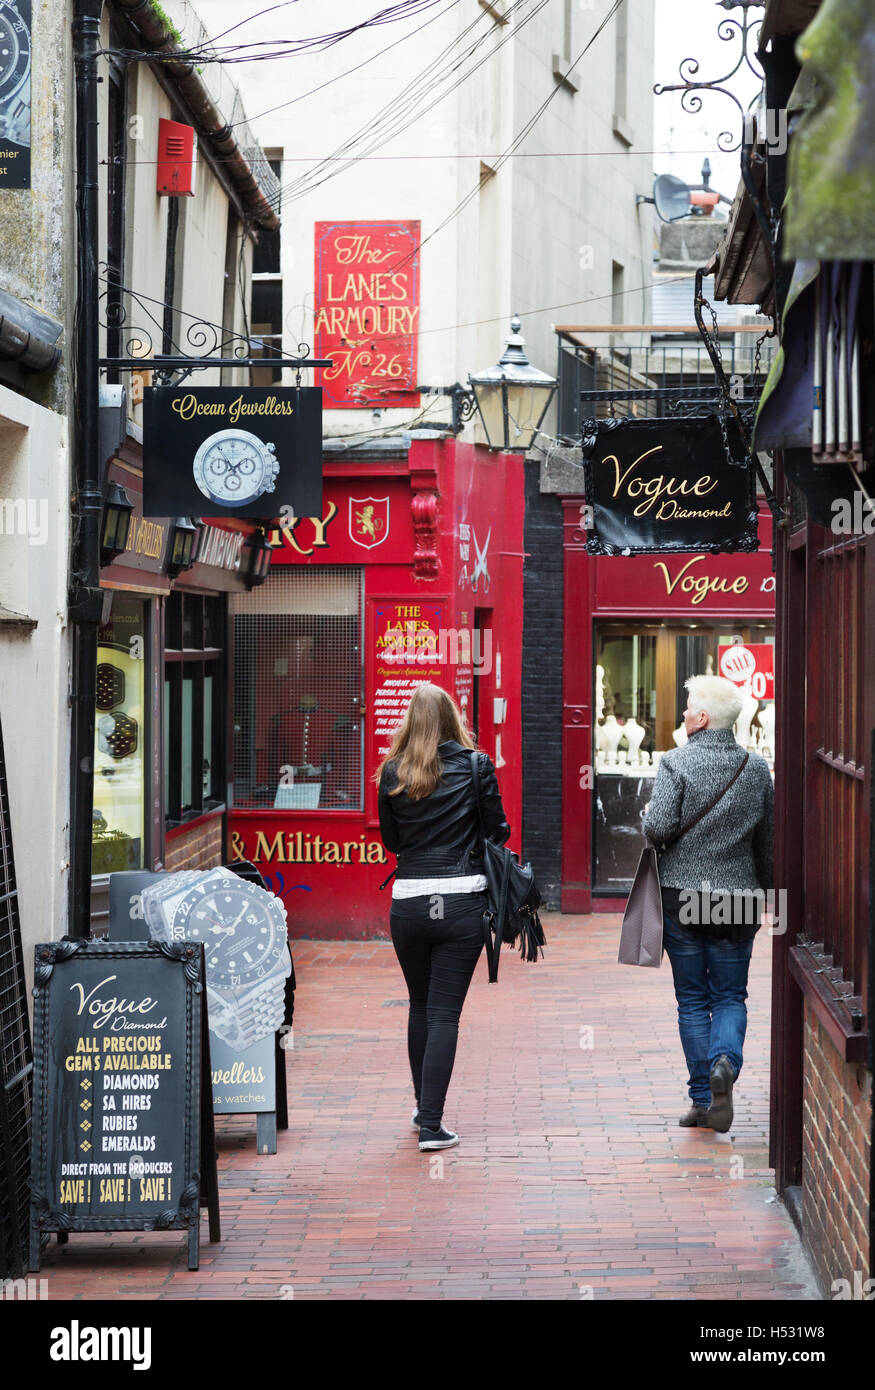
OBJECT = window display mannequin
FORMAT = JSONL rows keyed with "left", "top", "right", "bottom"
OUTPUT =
{"left": 733, "top": 685, "right": 759, "bottom": 749}
{"left": 621, "top": 716, "right": 646, "bottom": 765}
{"left": 757, "top": 701, "right": 775, "bottom": 757}
{"left": 600, "top": 694, "right": 623, "bottom": 764}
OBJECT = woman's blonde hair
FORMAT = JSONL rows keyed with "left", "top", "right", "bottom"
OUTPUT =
{"left": 374, "top": 683, "right": 476, "bottom": 799}
{"left": 685, "top": 674, "right": 744, "bottom": 730}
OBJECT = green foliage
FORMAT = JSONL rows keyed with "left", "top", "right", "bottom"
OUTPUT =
{"left": 146, "top": 0, "right": 183, "bottom": 47}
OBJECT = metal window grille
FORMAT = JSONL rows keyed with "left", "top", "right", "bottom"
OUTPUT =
{"left": 231, "top": 568, "right": 364, "bottom": 811}
{"left": 0, "top": 710, "right": 32, "bottom": 1278}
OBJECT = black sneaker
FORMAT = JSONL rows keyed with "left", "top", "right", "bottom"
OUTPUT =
{"left": 411, "top": 1108, "right": 421, "bottom": 1130}
{"left": 706, "top": 1055, "right": 736, "bottom": 1132}
{"left": 418, "top": 1125, "right": 460, "bottom": 1151}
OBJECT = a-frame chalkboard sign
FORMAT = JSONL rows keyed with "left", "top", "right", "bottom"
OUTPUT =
{"left": 28, "top": 939, "right": 220, "bottom": 1271}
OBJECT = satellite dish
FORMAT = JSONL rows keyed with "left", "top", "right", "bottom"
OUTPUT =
{"left": 653, "top": 173, "right": 692, "bottom": 223}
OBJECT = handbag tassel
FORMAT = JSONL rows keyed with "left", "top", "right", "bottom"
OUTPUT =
{"left": 516, "top": 908, "right": 546, "bottom": 963}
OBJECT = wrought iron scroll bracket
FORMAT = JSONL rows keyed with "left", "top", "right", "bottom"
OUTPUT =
{"left": 693, "top": 266, "right": 785, "bottom": 527}
{"left": 653, "top": 1, "right": 765, "bottom": 154}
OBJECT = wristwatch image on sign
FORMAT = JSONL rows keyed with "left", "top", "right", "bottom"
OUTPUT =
{"left": 0, "top": 0, "right": 31, "bottom": 149}
{"left": 192, "top": 429, "right": 280, "bottom": 509}
{"left": 142, "top": 868, "right": 291, "bottom": 1050}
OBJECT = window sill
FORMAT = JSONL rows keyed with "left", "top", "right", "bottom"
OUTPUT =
{"left": 166, "top": 805, "right": 226, "bottom": 839}
{"left": 788, "top": 941, "right": 868, "bottom": 1063}
{"left": 552, "top": 54, "right": 581, "bottom": 93}
{"left": 612, "top": 114, "right": 634, "bottom": 147}
{"left": 478, "top": 0, "right": 509, "bottom": 23}
{"left": 0, "top": 605, "right": 37, "bottom": 629}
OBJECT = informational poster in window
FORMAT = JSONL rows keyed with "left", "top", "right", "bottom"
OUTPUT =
{"left": 93, "top": 597, "right": 146, "bottom": 874}
{"left": 718, "top": 642, "right": 775, "bottom": 701}
{"left": 372, "top": 601, "right": 444, "bottom": 765}
{"left": 314, "top": 220, "right": 420, "bottom": 409}
{"left": 0, "top": 0, "right": 31, "bottom": 189}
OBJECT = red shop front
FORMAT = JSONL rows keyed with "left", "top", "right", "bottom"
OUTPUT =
{"left": 561, "top": 501, "right": 777, "bottom": 913}
{"left": 228, "top": 436, "right": 525, "bottom": 938}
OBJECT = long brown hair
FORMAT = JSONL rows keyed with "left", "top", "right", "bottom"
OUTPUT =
{"left": 374, "top": 683, "right": 476, "bottom": 799}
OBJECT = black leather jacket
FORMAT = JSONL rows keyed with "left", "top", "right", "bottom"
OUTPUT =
{"left": 378, "top": 740, "right": 510, "bottom": 878}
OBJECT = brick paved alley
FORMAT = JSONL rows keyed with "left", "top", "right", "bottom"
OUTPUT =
{"left": 38, "top": 915, "right": 821, "bottom": 1301}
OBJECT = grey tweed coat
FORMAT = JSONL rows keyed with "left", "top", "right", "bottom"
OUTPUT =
{"left": 641, "top": 726, "right": 774, "bottom": 893}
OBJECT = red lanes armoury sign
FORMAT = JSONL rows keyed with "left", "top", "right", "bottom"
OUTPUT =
{"left": 143, "top": 386, "right": 323, "bottom": 520}
{"left": 314, "top": 220, "right": 420, "bottom": 409}
{"left": 581, "top": 415, "right": 758, "bottom": 556}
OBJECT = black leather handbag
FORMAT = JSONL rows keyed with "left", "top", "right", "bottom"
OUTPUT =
{"left": 470, "top": 751, "right": 545, "bottom": 982}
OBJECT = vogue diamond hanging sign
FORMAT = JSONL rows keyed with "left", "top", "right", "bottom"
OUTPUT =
{"left": 580, "top": 414, "right": 758, "bottom": 556}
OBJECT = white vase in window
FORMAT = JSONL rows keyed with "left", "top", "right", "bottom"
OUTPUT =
{"left": 672, "top": 722, "right": 688, "bottom": 747}
{"left": 595, "top": 664, "right": 606, "bottom": 723}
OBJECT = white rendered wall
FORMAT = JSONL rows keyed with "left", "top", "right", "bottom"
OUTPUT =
{"left": 177, "top": 0, "right": 654, "bottom": 443}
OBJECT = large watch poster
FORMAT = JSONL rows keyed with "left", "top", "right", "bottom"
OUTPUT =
{"left": 143, "top": 386, "right": 323, "bottom": 520}
{"left": 581, "top": 415, "right": 759, "bottom": 556}
{"left": 0, "top": 0, "right": 31, "bottom": 189}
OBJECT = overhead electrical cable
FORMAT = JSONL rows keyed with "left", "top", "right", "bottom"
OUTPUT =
{"left": 383, "top": 0, "right": 628, "bottom": 279}
{"left": 273, "top": 0, "right": 550, "bottom": 208}
{"left": 108, "top": 0, "right": 448, "bottom": 65}
{"left": 223, "top": 0, "right": 466, "bottom": 130}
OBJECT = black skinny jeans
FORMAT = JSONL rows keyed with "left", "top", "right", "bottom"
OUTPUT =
{"left": 389, "top": 889, "right": 486, "bottom": 1131}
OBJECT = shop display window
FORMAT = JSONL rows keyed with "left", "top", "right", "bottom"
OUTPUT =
{"left": 593, "top": 620, "right": 775, "bottom": 894}
{"left": 231, "top": 568, "right": 364, "bottom": 810}
{"left": 164, "top": 593, "right": 226, "bottom": 827}
{"left": 93, "top": 596, "right": 147, "bottom": 873}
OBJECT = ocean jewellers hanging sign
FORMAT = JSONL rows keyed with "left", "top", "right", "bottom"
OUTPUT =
{"left": 143, "top": 387, "right": 322, "bottom": 520}
{"left": 581, "top": 415, "right": 758, "bottom": 556}
{"left": 314, "top": 220, "right": 420, "bottom": 409}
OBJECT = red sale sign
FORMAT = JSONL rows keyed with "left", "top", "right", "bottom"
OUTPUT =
{"left": 718, "top": 643, "right": 775, "bottom": 700}
{"left": 314, "top": 220, "right": 420, "bottom": 409}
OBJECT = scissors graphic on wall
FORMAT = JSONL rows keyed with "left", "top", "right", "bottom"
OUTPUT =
{"left": 471, "top": 526, "right": 491, "bottom": 593}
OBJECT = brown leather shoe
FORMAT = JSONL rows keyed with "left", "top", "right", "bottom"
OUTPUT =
{"left": 706, "top": 1055, "right": 736, "bottom": 1132}
{"left": 679, "top": 1105, "right": 711, "bottom": 1127}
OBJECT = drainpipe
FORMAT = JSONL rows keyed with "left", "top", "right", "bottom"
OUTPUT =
{"left": 68, "top": 0, "right": 105, "bottom": 939}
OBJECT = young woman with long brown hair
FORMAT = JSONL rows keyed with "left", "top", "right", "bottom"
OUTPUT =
{"left": 376, "top": 683, "right": 509, "bottom": 1151}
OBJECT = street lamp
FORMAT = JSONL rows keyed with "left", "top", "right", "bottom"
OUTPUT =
{"left": 166, "top": 516, "right": 198, "bottom": 577}
{"left": 467, "top": 315, "right": 558, "bottom": 452}
{"left": 99, "top": 480, "right": 134, "bottom": 566}
{"left": 244, "top": 528, "right": 274, "bottom": 587}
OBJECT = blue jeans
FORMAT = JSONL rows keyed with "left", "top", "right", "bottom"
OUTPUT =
{"left": 662, "top": 913, "right": 754, "bottom": 1108}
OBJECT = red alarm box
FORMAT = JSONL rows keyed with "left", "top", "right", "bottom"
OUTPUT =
{"left": 156, "top": 118, "right": 196, "bottom": 196}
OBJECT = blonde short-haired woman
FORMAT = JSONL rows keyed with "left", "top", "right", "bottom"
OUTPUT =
{"left": 642, "top": 674, "right": 774, "bottom": 1133}
{"left": 376, "top": 683, "right": 509, "bottom": 1151}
